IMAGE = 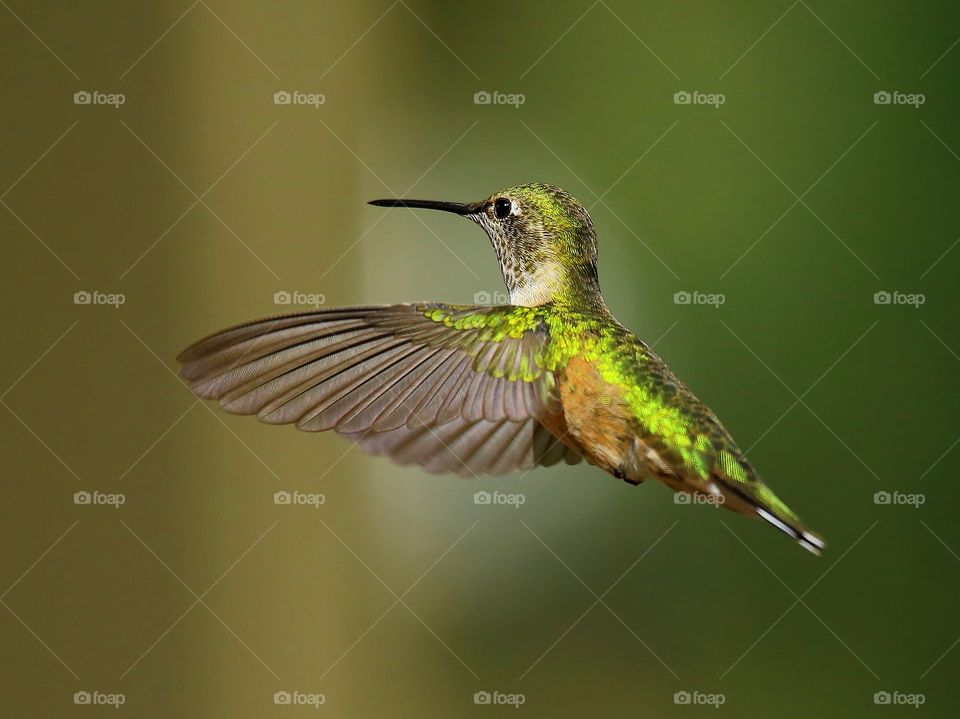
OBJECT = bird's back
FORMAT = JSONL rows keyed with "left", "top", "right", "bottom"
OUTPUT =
{"left": 540, "top": 306, "right": 733, "bottom": 484}
{"left": 541, "top": 305, "right": 823, "bottom": 553}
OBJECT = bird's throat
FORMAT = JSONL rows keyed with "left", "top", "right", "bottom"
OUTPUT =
{"left": 506, "top": 260, "right": 602, "bottom": 308}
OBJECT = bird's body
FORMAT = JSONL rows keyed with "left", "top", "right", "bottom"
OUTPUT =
{"left": 179, "top": 183, "right": 825, "bottom": 554}
{"left": 534, "top": 303, "right": 728, "bottom": 486}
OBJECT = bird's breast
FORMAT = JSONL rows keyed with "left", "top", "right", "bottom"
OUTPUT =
{"left": 545, "top": 356, "right": 647, "bottom": 482}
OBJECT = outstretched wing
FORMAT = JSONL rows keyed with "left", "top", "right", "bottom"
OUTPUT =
{"left": 177, "top": 303, "right": 581, "bottom": 475}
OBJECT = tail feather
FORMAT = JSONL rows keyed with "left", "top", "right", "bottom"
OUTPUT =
{"left": 755, "top": 507, "right": 826, "bottom": 556}
{"left": 712, "top": 475, "right": 826, "bottom": 555}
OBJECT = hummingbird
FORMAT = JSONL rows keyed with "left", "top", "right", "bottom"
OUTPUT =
{"left": 178, "top": 183, "right": 825, "bottom": 554}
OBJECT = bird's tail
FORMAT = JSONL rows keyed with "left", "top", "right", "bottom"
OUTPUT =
{"left": 713, "top": 474, "right": 826, "bottom": 555}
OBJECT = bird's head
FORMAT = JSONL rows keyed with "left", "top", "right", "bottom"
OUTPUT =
{"left": 370, "top": 183, "right": 600, "bottom": 306}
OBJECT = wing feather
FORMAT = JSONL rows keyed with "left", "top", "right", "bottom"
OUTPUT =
{"left": 178, "top": 303, "right": 583, "bottom": 475}
{"left": 347, "top": 416, "right": 580, "bottom": 477}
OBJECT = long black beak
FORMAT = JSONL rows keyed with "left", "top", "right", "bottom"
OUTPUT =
{"left": 368, "top": 198, "right": 477, "bottom": 215}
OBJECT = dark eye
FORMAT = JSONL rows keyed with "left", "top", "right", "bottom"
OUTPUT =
{"left": 493, "top": 198, "right": 512, "bottom": 219}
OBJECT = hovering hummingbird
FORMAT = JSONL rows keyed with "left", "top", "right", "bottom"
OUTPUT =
{"left": 178, "top": 183, "right": 825, "bottom": 554}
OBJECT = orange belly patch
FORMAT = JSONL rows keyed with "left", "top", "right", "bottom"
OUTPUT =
{"left": 550, "top": 356, "right": 639, "bottom": 480}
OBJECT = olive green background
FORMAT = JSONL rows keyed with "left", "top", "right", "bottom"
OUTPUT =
{"left": 2, "top": 1, "right": 958, "bottom": 716}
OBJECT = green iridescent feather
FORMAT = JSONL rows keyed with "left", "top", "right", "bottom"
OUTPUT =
{"left": 419, "top": 302, "right": 801, "bottom": 524}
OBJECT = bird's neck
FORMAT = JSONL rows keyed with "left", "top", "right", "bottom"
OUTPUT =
{"left": 506, "top": 260, "right": 603, "bottom": 309}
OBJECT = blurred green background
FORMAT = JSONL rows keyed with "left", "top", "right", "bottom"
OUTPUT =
{"left": 2, "top": 1, "right": 959, "bottom": 716}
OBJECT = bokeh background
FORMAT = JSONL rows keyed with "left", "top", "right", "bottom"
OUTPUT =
{"left": 2, "top": 1, "right": 959, "bottom": 716}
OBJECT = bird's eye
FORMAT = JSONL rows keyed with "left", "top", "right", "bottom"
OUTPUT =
{"left": 493, "top": 198, "right": 512, "bottom": 219}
